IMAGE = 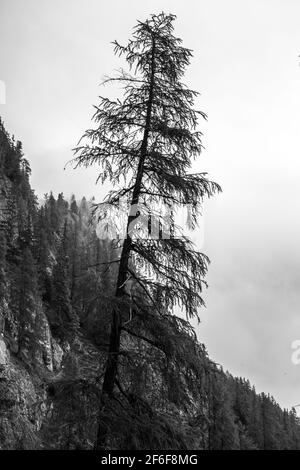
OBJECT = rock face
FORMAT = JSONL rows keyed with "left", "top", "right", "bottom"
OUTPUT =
{"left": 0, "top": 282, "right": 69, "bottom": 449}
{"left": 34, "top": 307, "right": 54, "bottom": 372}
{"left": 0, "top": 297, "right": 103, "bottom": 449}
{"left": 0, "top": 304, "right": 62, "bottom": 449}
{"left": 0, "top": 337, "right": 8, "bottom": 364}
{"left": 0, "top": 354, "right": 42, "bottom": 449}
{"left": 52, "top": 339, "right": 64, "bottom": 371}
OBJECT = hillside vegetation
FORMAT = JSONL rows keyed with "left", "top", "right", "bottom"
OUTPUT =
{"left": 0, "top": 119, "right": 299, "bottom": 449}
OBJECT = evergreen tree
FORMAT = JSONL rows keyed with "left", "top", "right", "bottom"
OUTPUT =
{"left": 73, "top": 12, "right": 221, "bottom": 448}
{"left": 0, "top": 231, "right": 6, "bottom": 301}
{"left": 57, "top": 192, "right": 69, "bottom": 223}
{"left": 0, "top": 231, "right": 7, "bottom": 334}
{"left": 207, "top": 369, "right": 239, "bottom": 449}
{"left": 46, "top": 192, "right": 60, "bottom": 241}
{"left": 35, "top": 215, "right": 52, "bottom": 303}
{"left": 70, "top": 194, "right": 78, "bottom": 215}
{"left": 50, "top": 222, "right": 79, "bottom": 340}
{"left": 18, "top": 247, "right": 39, "bottom": 363}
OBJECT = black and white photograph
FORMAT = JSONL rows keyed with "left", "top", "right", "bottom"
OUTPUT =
{"left": 1, "top": 0, "right": 300, "bottom": 454}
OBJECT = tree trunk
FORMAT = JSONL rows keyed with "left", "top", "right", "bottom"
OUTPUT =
{"left": 95, "top": 35, "right": 156, "bottom": 449}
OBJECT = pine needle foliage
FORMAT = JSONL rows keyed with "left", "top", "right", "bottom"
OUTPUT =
{"left": 72, "top": 12, "right": 221, "bottom": 447}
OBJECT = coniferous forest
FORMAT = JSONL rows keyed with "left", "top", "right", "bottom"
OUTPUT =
{"left": 0, "top": 12, "right": 300, "bottom": 451}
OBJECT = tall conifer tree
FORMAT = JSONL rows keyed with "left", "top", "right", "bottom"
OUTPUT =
{"left": 73, "top": 12, "right": 221, "bottom": 447}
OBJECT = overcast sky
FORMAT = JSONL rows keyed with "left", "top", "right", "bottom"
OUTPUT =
{"left": 1, "top": 0, "right": 300, "bottom": 410}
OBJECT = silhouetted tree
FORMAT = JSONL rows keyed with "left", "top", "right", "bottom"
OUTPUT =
{"left": 73, "top": 12, "right": 221, "bottom": 448}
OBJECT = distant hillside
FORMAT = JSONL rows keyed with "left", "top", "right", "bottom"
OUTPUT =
{"left": 0, "top": 118, "right": 299, "bottom": 450}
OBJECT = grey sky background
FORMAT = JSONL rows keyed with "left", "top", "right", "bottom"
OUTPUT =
{"left": 1, "top": 0, "right": 300, "bottom": 409}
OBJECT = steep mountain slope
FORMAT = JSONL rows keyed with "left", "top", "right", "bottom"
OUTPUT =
{"left": 0, "top": 118, "right": 299, "bottom": 450}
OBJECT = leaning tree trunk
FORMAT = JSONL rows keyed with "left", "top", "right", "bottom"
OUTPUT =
{"left": 95, "top": 36, "right": 156, "bottom": 449}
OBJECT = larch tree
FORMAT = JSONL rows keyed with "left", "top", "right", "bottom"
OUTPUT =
{"left": 72, "top": 12, "right": 221, "bottom": 448}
